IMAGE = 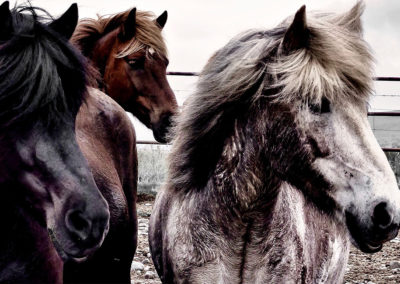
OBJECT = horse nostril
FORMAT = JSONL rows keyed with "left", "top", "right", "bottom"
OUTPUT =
{"left": 372, "top": 202, "right": 392, "bottom": 229}
{"left": 65, "top": 210, "right": 92, "bottom": 242}
{"left": 92, "top": 214, "right": 109, "bottom": 240}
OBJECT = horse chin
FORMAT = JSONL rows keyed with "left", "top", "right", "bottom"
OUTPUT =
{"left": 152, "top": 123, "right": 171, "bottom": 143}
{"left": 345, "top": 210, "right": 384, "bottom": 253}
{"left": 358, "top": 241, "right": 383, "bottom": 253}
{"left": 153, "top": 130, "right": 168, "bottom": 143}
{"left": 152, "top": 112, "right": 174, "bottom": 143}
{"left": 349, "top": 234, "right": 383, "bottom": 253}
{"left": 47, "top": 227, "right": 101, "bottom": 262}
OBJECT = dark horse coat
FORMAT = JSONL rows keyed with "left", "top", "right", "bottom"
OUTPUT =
{"left": 0, "top": 3, "right": 137, "bottom": 283}
{"left": 64, "top": 88, "right": 138, "bottom": 284}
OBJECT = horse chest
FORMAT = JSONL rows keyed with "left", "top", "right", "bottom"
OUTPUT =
{"left": 240, "top": 223, "right": 349, "bottom": 284}
{"left": 170, "top": 186, "right": 349, "bottom": 284}
{"left": 239, "top": 185, "right": 350, "bottom": 283}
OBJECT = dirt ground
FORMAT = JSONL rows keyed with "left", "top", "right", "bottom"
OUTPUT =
{"left": 131, "top": 196, "right": 400, "bottom": 284}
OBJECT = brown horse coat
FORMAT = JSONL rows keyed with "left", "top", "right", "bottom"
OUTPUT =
{"left": 72, "top": 8, "right": 177, "bottom": 143}
{"left": 64, "top": 88, "right": 138, "bottom": 283}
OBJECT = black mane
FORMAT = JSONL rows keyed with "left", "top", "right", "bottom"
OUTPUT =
{"left": 0, "top": 5, "right": 88, "bottom": 130}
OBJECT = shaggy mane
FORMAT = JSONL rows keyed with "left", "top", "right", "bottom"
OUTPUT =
{"left": 72, "top": 8, "right": 167, "bottom": 59}
{"left": 168, "top": 1, "right": 373, "bottom": 191}
{"left": 0, "top": 5, "right": 90, "bottom": 130}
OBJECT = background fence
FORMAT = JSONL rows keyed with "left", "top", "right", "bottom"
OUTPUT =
{"left": 137, "top": 75, "right": 400, "bottom": 194}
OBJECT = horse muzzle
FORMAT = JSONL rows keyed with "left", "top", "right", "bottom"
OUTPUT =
{"left": 49, "top": 203, "right": 110, "bottom": 262}
{"left": 64, "top": 208, "right": 110, "bottom": 252}
{"left": 345, "top": 206, "right": 399, "bottom": 253}
{"left": 152, "top": 112, "right": 174, "bottom": 143}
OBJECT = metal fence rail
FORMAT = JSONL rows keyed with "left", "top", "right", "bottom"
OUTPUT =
{"left": 369, "top": 112, "right": 400, "bottom": 116}
{"left": 167, "top": 72, "right": 400, "bottom": 82}
{"left": 136, "top": 141, "right": 400, "bottom": 153}
{"left": 374, "top": 77, "right": 400, "bottom": 81}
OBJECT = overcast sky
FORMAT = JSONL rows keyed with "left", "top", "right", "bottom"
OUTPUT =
{"left": 13, "top": 0, "right": 400, "bottom": 75}
{"left": 9, "top": 0, "right": 400, "bottom": 140}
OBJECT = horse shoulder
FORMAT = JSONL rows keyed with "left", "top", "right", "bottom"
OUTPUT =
{"left": 149, "top": 188, "right": 176, "bottom": 283}
{"left": 76, "top": 88, "right": 137, "bottom": 218}
{"left": 79, "top": 88, "right": 136, "bottom": 171}
{"left": 150, "top": 188, "right": 242, "bottom": 283}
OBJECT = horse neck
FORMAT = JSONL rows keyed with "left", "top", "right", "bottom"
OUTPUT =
{"left": 0, "top": 185, "right": 63, "bottom": 283}
{"left": 207, "top": 105, "right": 281, "bottom": 213}
{"left": 204, "top": 99, "right": 324, "bottom": 213}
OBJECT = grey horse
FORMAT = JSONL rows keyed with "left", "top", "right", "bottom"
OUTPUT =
{"left": 150, "top": 2, "right": 400, "bottom": 283}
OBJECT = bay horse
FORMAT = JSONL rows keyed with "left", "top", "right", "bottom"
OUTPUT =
{"left": 72, "top": 7, "right": 178, "bottom": 143}
{"left": 0, "top": 2, "right": 137, "bottom": 283}
{"left": 149, "top": 3, "right": 400, "bottom": 283}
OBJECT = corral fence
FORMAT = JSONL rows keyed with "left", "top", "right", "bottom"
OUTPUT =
{"left": 137, "top": 75, "right": 400, "bottom": 194}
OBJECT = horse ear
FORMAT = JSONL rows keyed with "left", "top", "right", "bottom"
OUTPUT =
{"left": 282, "top": 5, "right": 308, "bottom": 54}
{"left": 48, "top": 3, "right": 78, "bottom": 40}
{"left": 155, "top": 11, "right": 167, "bottom": 29}
{"left": 337, "top": 1, "right": 364, "bottom": 33}
{"left": 119, "top": 8, "right": 136, "bottom": 41}
{"left": 0, "top": 1, "right": 12, "bottom": 41}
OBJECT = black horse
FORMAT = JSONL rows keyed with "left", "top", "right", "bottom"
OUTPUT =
{"left": 0, "top": 2, "right": 110, "bottom": 283}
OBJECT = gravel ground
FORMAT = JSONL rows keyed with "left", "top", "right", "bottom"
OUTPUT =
{"left": 131, "top": 196, "right": 400, "bottom": 284}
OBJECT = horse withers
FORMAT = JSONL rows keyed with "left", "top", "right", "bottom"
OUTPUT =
{"left": 72, "top": 8, "right": 178, "bottom": 143}
{"left": 0, "top": 3, "right": 109, "bottom": 283}
{"left": 150, "top": 2, "right": 400, "bottom": 283}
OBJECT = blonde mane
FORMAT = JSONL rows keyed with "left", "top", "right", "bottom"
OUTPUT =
{"left": 71, "top": 8, "right": 167, "bottom": 59}
{"left": 270, "top": 2, "right": 373, "bottom": 105}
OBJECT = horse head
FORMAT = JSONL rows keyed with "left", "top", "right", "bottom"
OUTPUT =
{"left": 77, "top": 8, "right": 177, "bottom": 143}
{"left": 273, "top": 3, "right": 400, "bottom": 252}
{"left": 171, "top": 2, "right": 400, "bottom": 254}
{"left": 0, "top": 2, "right": 109, "bottom": 261}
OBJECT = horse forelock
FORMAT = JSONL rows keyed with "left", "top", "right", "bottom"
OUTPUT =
{"left": 72, "top": 8, "right": 168, "bottom": 60}
{"left": 271, "top": 3, "right": 373, "bottom": 106}
{"left": 0, "top": 5, "right": 90, "bottom": 130}
{"left": 168, "top": 3, "right": 373, "bottom": 192}
{"left": 195, "top": 5, "right": 373, "bottom": 108}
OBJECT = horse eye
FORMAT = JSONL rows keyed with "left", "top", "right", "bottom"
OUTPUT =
{"left": 309, "top": 98, "right": 331, "bottom": 114}
{"left": 320, "top": 98, "right": 331, "bottom": 113}
{"left": 126, "top": 57, "right": 145, "bottom": 70}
